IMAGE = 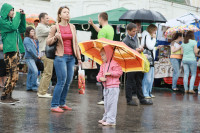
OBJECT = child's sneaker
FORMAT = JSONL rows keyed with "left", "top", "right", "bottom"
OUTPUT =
{"left": 98, "top": 120, "right": 105, "bottom": 124}
{"left": 60, "top": 105, "right": 72, "bottom": 110}
{"left": 102, "top": 122, "right": 116, "bottom": 126}
{"left": 51, "top": 107, "right": 64, "bottom": 113}
{"left": 97, "top": 101, "right": 104, "bottom": 105}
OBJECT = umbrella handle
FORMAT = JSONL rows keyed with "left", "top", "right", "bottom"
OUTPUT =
{"left": 107, "top": 46, "right": 116, "bottom": 72}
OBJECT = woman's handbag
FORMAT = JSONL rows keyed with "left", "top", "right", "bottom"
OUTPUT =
{"left": 35, "top": 59, "right": 44, "bottom": 71}
{"left": 143, "top": 35, "right": 154, "bottom": 67}
{"left": 45, "top": 29, "right": 58, "bottom": 59}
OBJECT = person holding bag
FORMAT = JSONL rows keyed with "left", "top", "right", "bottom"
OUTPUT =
{"left": 123, "top": 23, "right": 153, "bottom": 106}
{"left": 47, "top": 6, "right": 81, "bottom": 113}
{"left": 23, "top": 26, "right": 40, "bottom": 91}
{"left": 141, "top": 24, "right": 157, "bottom": 99}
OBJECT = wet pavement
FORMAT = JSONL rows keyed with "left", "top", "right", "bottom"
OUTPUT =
{"left": 1, "top": 73, "right": 200, "bottom": 133}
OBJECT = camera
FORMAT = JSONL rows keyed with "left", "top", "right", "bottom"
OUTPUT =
{"left": 20, "top": 9, "right": 24, "bottom": 13}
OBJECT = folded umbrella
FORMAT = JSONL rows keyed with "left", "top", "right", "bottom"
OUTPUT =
{"left": 78, "top": 38, "right": 146, "bottom": 73}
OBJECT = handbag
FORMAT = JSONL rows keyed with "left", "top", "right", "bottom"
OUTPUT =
{"left": 35, "top": 59, "right": 44, "bottom": 71}
{"left": 143, "top": 35, "right": 154, "bottom": 66}
{"left": 45, "top": 29, "right": 58, "bottom": 59}
{"left": 141, "top": 52, "right": 150, "bottom": 73}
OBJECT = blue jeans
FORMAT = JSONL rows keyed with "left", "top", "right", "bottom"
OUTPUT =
{"left": 51, "top": 55, "right": 75, "bottom": 108}
{"left": 183, "top": 60, "right": 197, "bottom": 91}
{"left": 26, "top": 59, "right": 38, "bottom": 90}
{"left": 142, "top": 67, "right": 154, "bottom": 97}
{"left": 170, "top": 58, "right": 181, "bottom": 89}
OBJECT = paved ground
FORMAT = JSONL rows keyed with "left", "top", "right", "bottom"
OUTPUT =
{"left": 1, "top": 73, "right": 200, "bottom": 133}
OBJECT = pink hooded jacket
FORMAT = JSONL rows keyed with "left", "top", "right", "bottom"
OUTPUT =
{"left": 96, "top": 45, "right": 123, "bottom": 88}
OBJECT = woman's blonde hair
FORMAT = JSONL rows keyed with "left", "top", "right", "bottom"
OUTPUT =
{"left": 57, "top": 6, "right": 70, "bottom": 23}
{"left": 147, "top": 24, "right": 157, "bottom": 35}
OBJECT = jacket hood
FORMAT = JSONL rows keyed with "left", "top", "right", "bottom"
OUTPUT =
{"left": 0, "top": 3, "right": 14, "bottom": 19}
{"left": 104, "top": 45, "right": 114, "bottom": 63}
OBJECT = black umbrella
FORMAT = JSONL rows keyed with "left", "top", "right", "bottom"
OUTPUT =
{"left": 119, "top": 9, "right": 167, "bottom": 23}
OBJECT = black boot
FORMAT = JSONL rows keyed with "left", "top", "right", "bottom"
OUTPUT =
{"left": 140, "top": 99, "right": 153, "bottom": 105}
{"left": 8, "top": 92, "right": 20, "bottom": 103}
{"left": 127, "top": 100, "right": 138, "bottom": 106}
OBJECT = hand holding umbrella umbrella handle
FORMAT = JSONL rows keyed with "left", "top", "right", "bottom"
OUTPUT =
{"left": 104, "top": 72, "right": 111, "bottom": 76}
{"left": 100, "top": 77, "right": 107, "bottom": 82}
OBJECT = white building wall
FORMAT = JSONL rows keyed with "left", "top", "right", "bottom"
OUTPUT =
{"left": 0, "top": 0, "right": 200, "bottom": 20}
{"left": 1, "top": 0, "right": 200, "bottom": 42}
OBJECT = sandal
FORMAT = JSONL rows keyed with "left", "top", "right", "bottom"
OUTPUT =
{"left": 188, "top": 90, "right": 196, "bottom": 94}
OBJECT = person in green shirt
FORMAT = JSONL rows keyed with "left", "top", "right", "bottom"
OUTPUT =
{"left": 88, "top": 12, "right": 114, "bottom": 40}
{"left": 0, "top": 3, "right": 26, "bottom": 104}
{"left": 88, "top": 12, "right": 114, "bottom": 105}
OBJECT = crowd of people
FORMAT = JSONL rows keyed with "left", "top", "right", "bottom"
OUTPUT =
{"left": 0, "top": 2, "right": 200, "bottom": 126}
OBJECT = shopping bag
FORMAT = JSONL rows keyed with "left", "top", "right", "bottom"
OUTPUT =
{"left": 141, "top": 52, "right": 150, "bottom": 73}
{"left": 78, "top": 65, "right": 85, "bottom": 94}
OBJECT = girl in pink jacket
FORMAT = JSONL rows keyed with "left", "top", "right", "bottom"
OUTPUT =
{"left": 96, "top": 45, "right": 123, "bottom": 126}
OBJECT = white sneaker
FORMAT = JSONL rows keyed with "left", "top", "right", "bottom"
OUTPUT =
{"left": 46, "top": 93, "right": 52, "bottom": 96}
{"left": 37, "top": 93, "right": 52, "bottom": 98}
{"left": 97, "top": 101, "right": 104, "bottom": 105}
{"left": 151, "top": 94, "right": 155, "bottom": 98}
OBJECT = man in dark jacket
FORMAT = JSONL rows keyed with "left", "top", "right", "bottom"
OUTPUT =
{"left": 123, "top": 23, "right": 153, "bottom": 106}
{"left": 0, "top": 3, "right": 26, "bottom": 104}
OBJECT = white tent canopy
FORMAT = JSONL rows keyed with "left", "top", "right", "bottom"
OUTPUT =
{"left": 185, "top": 0, "right": 200, "bottom": 8}
{"left": 161, "top": 13, "right": 200, "bottom": 27}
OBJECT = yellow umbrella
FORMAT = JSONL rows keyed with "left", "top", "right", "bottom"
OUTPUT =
{"left": 79, "top": 38, "right": 147, "bottom": 73}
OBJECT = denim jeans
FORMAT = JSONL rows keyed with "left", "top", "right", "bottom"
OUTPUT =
{"left": 170, "top": 58, "right": 181, "bottom": 89}
{"left": 26, "top": 59, "right": 38, "bottom": 90}
{"left": 142, "top": 67, "right": 154, "bottom": 97}
{"left": 51, "top": 55, "right": 75, "bottom": 108}
{"left": 183, "top": 60, "right": 197, "bottom": 91}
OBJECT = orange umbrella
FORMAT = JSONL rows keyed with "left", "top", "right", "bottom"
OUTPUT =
{"left": 78, "top": 38, "right": 146, "bottom": 72}
{"left": 26, "top": 14, "right": 56, "bottom": 24}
